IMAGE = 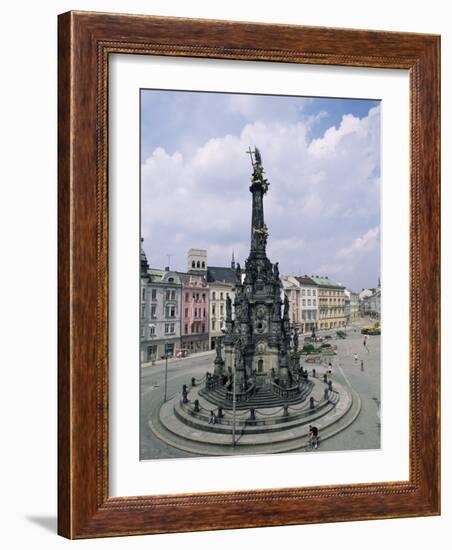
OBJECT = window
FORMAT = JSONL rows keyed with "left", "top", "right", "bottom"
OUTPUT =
{"left": 140, "top": 325, "right": 145, "bottom": 338}
{"left": 150, "top": 305, "right": 156, "bottom": 319}
{"left": 220, "top": 305, "right": 224, "bottom": 315}
{"left": 302, "top": 289, "right": 306, "bottom": 296}
{"left": 149, "top": 324, "right": 155, "bottom": 335}
{"left": 308, "top": 299, "right": 311, "bottom": 306}
{"left": 168, "top": 277, "right": 174, "bottom": 283}
{"left": 151, "top": 289, "right": 157, "bottom": 300}
{"left": 202, "top": 293, "right": 206, "bottom": 301}
{"left": 142, "top": 287, "right": 146, "bottom": 301}
{"left": 194, "top": 308, "right": 197, "bottom": 318}
{"left": 166, "top": 305, "right": 176, "bottom": 318}
{"left": 192, "top": 261, "right": 195, "bottom": 268}
{"left": 312, "top": 290, "right": 316, "bottom": 296}
{"left": 202, "top": 324, "right": 205, "bottom": 332}
{"left": 165, "top": 323, "right": 175, "bottom": 335}
{"left": 201, "top": 261, "right": 205, "bottom": 268}
{"left": 184, "top": 308, "right": 188, "bottom": 317}
{"left": 212, "top": 320, "right": 216, "bottom": 330}
{"left": 185, "top": 292, "right": 189, "bottom": 301}
{"left": 212, "top": 291, "right": 216, "bottom": 300}
{"left": 141, "top": 304, "right": 145, "bottom": 318}
{"left": 197, "top": 261, "right": 200, "bottom": 268}
{"left": 302, "top": 299, "right": 306, "bottom": 306}
{"left": 313, "top": 299, "right": 316, "bottom": 306}
{"left": 184, "top": 324, "right": 188, "bottom": 334}
{"left": 203, "top": 308, "right": 206, "bottom": 318}
{"left": 220, "top": 292, "right": 223, "bottom": 300}
{"left": 166, "top": 289, "right": 176, "bottom": 301}
{"left": 307, "top": 289, "right": 311, "bottom": 296}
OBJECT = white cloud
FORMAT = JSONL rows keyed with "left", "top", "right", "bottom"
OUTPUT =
{"left": 337, "top": 226, "right": 380, "bottom": 260}
{"left": 141, "top": 104, "right": 380, "bottom": 288}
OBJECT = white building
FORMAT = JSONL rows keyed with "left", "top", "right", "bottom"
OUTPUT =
{"left": 140, "top": 244, "right": 183, "bottom": 362}
{"left": 283, "top": 275, "right": 319, "bottom": 333}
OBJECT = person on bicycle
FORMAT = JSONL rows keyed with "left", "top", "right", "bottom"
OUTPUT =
{"left": 308, "top": 425, "right": 319, "bottom": 449}
{"left": 311, "top": 425, "right": 319, "bottom": 448}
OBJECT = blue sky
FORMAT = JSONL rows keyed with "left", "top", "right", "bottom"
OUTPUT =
{"left": 141, "top": 90, "right": 380, "bottom": 291}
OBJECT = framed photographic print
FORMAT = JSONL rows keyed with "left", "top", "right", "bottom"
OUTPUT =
{"left": 58, "top": 11, "right": 440, "bottom": 538}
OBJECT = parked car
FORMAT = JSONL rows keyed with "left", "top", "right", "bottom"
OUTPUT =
{"left": 361, "top": 324, "right": 381, "bottom": 335}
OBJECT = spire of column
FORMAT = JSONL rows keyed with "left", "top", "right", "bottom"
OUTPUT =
{"left": 247, "top": 147, "right": 270, "bottom": 255}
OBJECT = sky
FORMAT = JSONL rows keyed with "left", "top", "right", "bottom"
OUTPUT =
{"left": 141, "top": 90, "right": 380, "bottom": 292}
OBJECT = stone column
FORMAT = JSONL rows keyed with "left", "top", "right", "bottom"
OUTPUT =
{"left": 278, "top": 346, "right": 290, "bottom": 387}
{"left": 213, "top": 337, "right": 225, "bottom": 376}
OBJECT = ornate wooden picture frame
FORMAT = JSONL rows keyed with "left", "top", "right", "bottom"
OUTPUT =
{"left": 58, "top": 11, "right": 440, "bottom": 538}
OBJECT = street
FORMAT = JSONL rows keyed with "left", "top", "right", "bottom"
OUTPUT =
{"left": 140, "top": 318, "right": 381, "bottom": 459}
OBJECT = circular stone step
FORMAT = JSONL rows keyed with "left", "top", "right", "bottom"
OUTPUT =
{"left": 149, "top": 377, "right": 360, "bottom": 455}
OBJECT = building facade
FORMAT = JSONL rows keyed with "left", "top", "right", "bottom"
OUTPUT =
{"left": 349, "top": 291, "right": 360, "bottom": 320}
{"left": 361, "top": 289, "right": 381, "bottom": 320}
{"left": 140, "top": 246, "right": 183, "bottom": 362}
{"left": 310, "top": 276, "right": 346, "bottom": 330}
{"left": 295, "top": 276, "right": 319, "bottom": 333}
{"left": 207, "top": 264, "right": 237, "bottom": 349}
{"left": 282, "top": 277, "right": 301, "bottom": 329}
{"left": 180, "top": 273, "right": 210, "bottom": 353}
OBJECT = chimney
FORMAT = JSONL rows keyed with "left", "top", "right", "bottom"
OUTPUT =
{"left": 165, "top": 266, "right": 170, "bottom": 271}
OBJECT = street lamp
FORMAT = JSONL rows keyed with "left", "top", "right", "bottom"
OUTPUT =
{"left": 232, "top": 359, "right": 237, "bottom": 447}
{"left": 163, "top": 343, "right": 171, "bottom": 402}
{"left": 221, "top": 326, "right": 237, "bottom": 448}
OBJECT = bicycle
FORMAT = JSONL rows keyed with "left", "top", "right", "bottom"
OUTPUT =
{"left": 307, "top": 433, "right": 320, "bottom": 451}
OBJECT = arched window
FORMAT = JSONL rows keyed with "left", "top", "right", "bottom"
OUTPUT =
{"left": 192, "top": 261, "right": 195, "bottom": 268}
{"left": 201, "top": 261, "right": 205, "bottom": 268}
{"left": 197, "top": 261, "right": 200, "bottom": 268}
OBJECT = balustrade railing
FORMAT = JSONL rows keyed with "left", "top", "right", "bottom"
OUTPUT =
{"left": 205, "top": 375, "right": 223, "bottom": 390}
{"left": 270, "top": 381, "right": 300, "bottom": 400}
{"left": 225, "top": 382, "right": 256, "bottom": 402}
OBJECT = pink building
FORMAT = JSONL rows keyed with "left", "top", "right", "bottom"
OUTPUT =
{"left": 180, "top": 274, "right": 210, "bottom": 353}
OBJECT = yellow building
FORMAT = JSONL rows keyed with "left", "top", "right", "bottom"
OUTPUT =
{"left": 310, "top": 276, "right": 346, "bottom": 330}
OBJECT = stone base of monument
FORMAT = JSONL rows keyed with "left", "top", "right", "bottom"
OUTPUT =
{"left": 149, "top": 376, "right": 361, "bottom": 456}
{"left": 198, "top": 378, "right": 314, "bottom": 410}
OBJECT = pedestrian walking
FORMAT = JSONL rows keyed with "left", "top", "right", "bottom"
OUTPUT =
{"left": 363, "top": 334, "right": 370, "bottom": 353}
{"left": 361, "top": 359, "right": 364, "bottom": 371}
{"left": 354, "top": 353, "right": 358, "bottom": 363}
